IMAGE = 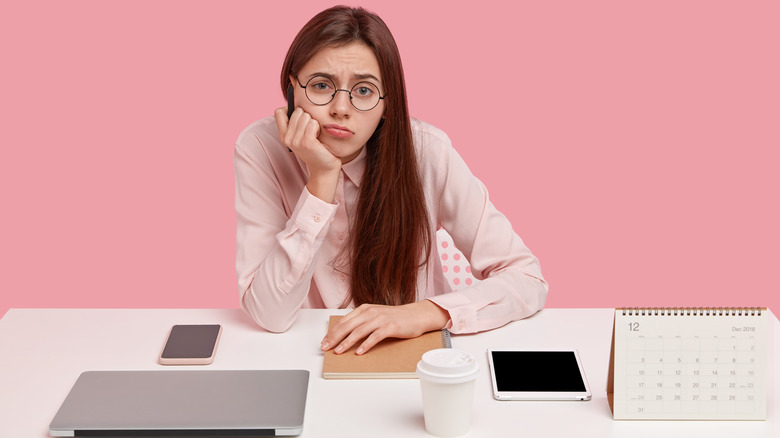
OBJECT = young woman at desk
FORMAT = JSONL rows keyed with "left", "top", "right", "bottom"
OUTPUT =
{"left": 234, "top": 6, "right": 547, "bottom": 355}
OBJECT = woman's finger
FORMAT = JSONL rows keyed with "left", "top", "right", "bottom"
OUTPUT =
{"left": 354, "top": 329, "right": 387, "bottom": 355}
{"left": 273, "top": 107, "right": 289, "bottom": 139}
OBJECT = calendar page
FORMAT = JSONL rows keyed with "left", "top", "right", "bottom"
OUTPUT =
{"left": 610, "top": 308, "right": 767, "bottom": 420}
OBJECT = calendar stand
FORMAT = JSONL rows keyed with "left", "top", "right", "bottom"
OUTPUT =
{"left": 608, "top": 307, "right": 767, "bottom": 420}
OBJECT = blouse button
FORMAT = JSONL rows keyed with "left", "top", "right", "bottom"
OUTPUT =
{"left": 339, "top": 273, "right": 347, "bottom": 281}
{"left": 338, "top": 233, "right": 346, "bottom": 241}
{"left": 457, "top": 321, "right": 465, "bottom": 331}
{"left": 313, "top": 215, "right": 321, "bottom": 223}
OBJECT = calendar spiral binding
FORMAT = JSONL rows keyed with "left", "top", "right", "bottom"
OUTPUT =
{"left": 620, "top": 307, "right": 763, "bottom": 317}
{"left": 441, "top": 329, "right": 452, "bottom": 348}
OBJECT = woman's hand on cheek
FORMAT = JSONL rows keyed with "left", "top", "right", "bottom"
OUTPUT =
{"left": 320, "top": 301, "right": 450, "bottom": 355}
{"left": 275, "top": 107, "right": 341, "bottom": 173}
{"left": 275, "top": 107, "right": 342, "bottom": 202}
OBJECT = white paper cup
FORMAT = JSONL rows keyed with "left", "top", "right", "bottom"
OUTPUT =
{"left": 416, "top": 348, "right": 479, "bottom": 437}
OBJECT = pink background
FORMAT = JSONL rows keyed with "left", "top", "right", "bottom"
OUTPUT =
{"left": 2, "top": 1, "right": 778, "bottom": 318}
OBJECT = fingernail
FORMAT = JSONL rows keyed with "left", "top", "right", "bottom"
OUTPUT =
{"left": 321, "top": 341, "right": 329, "bottom": 350}
{"left": 356, "top": 347, "right": 364, "bottom": 355}
{"left": 335, "top": 345, "right": 344, "bottom": 354}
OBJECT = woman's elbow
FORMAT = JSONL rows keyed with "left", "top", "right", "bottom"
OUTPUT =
{"left": 240, "top": 292, "right": 295, "bottom": 333}
{"left": 523, "top": 273, "right": 548, "bottom": 314}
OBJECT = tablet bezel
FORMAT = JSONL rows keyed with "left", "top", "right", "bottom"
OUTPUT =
{"left": 487, "top": 348, "right": 592, "bottom": 401}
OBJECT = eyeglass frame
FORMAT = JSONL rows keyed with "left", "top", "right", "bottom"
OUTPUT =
{"left": 294, "top": 75, "right": 387, "bottom": 111}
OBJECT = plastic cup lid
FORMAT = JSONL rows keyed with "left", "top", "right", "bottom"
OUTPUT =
{"left": 416, "top": 348, "right": 479, "bottom": 384}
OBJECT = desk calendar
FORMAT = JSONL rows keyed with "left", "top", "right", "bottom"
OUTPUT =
{"left": 608, "top": 307, "right": 767, "bottom": 420}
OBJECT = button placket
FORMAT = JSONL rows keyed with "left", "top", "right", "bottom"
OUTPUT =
{"left": 331, "top": 174, "right": 349, "bottom": 244}
{"left": 325, "top": 172, "right": 351, "bottom": 286}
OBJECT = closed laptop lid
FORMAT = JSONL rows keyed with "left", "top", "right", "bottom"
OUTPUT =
{"left": 49, "top": 370, "right": 309, "bottom": 437}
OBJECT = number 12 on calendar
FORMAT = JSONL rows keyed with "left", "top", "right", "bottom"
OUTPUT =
{"left": 607, "top": 307, "right": 767, "bottom": 420}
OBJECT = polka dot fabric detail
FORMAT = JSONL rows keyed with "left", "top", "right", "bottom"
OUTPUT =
{"left": 436, "top": 229, "right": 478, "bottom": 289}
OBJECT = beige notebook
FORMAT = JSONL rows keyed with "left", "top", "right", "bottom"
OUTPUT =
{"left": 322, "top": 315, "right": 451, "bottom": 379}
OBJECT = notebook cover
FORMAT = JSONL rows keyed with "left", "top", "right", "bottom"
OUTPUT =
{"left": 322, "top": 315, "right": 449, "bottom": 379}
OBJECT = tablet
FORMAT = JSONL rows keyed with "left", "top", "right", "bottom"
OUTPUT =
{"left": 487, "top": 349, "right": 592, "bottom": 401}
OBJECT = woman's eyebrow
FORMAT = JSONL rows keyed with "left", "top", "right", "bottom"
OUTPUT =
{"left": 307, "top": 72, "right": 381, "bottom": 83}
{"left": 353, "top": 73, "right": 381, "bottom": 83}
{"left": 306, "top": 71, "right": 333, "bottom": 80}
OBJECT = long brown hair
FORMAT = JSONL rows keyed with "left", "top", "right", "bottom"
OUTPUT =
{"left": 280, "top": 6, "right": 431, "bottom": 306}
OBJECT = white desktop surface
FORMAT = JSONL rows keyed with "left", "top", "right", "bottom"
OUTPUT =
{"left": 0, "top": 308, "right": 776, "bottom": 437}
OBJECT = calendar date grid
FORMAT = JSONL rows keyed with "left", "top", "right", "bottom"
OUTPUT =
{"left": 623, "top": 333, "right": 757, "bottom": 415}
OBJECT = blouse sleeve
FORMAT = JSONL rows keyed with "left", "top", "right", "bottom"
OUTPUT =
{"left": 234, "top": 123, "right": 337, "bottom": 332}
{"left": 419, "top": 123, "right": 549, "bottom": 333}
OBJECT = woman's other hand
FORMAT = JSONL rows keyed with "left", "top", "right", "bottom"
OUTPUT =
{"left": 321, "top": 300, "right": 450, "bottom": 355}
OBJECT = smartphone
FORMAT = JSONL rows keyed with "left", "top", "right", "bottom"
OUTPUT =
{"left": 287, "top": 83, "right": 295, "bottom": 119}
{"left": 285, "top": 84, "right": 294, "bottom": 151}
{"left": 158, "top": 324, "right": 222, "bottom": 365}
{"left": 487, "top": 348, "right": 592, "bottom": 401}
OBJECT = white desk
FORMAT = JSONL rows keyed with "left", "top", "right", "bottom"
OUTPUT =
{"left": 0, "top": 308, "right": 777, "bottom": 437}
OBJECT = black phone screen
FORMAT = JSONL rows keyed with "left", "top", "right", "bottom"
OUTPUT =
{"left": 161, "top": 324, "right": 221, "bottom": 359}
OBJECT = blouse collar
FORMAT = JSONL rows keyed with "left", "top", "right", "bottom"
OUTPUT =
{"left": 340, "top": 146, "right": 367, "bottom": 188}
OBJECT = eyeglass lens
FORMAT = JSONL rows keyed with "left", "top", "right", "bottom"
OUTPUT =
{"left": 304, "top": 76, "right": 381, "bottom": 111}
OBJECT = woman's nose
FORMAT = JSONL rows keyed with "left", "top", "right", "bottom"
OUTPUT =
{"left": 329, "top": 89, "right": 352, "bottom": 116}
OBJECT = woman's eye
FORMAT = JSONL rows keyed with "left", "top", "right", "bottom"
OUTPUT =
{"left": 312, "top": 82, "right": 332, "bottom": 91}
{"left": 355, "top": 87, "right": 373, "bottom": 96}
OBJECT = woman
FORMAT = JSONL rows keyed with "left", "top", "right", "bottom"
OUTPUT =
{"left": 234, "top": 6, "right": 547, "bottom": 355}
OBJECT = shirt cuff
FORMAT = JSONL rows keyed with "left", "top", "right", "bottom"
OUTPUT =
{"left": 427, "top": 293, "right": 477, "bottom": 334}
{"left": 291, "top": 187, "right": 338, "bottom": 237}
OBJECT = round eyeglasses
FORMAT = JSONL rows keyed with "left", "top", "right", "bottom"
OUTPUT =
{"left": 296, "top": 75, "right": 386, "bottom": 111}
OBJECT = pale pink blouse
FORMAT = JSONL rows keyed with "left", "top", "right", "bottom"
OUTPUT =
{"left": 234, "top": 117, "right": 548, "bottom": 334}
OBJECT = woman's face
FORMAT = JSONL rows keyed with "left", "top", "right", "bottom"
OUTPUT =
{"left": 291, "top": 42, "right": 385, "bottom": 164}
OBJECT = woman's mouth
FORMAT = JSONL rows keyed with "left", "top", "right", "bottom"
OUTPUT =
{"left": 322, "top": 124, "right": 354, "bottom": 139}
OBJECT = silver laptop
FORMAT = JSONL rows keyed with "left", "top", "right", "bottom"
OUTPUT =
{"left": 49, "top": 370, "right": 309, "bottom": 437}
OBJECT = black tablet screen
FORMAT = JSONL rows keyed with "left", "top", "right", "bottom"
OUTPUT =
{"left": 491, "top": 351, "right": 586, "bottom": 392}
